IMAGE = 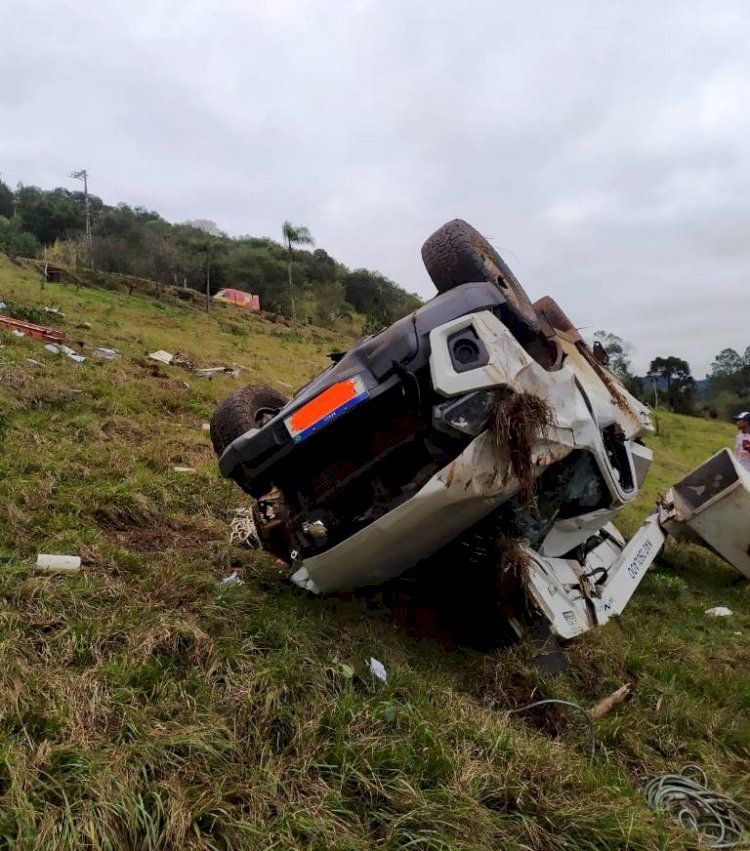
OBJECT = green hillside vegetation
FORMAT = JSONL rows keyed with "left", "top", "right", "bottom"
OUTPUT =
{"left": 0, "top": 254, "right": 748, "bottom": 850}
{"left": 0, "top": 180, "right": 422, "bottom": 329}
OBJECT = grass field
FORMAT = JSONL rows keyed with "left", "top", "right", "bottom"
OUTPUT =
{"left": 0, "top": 254, "right": 748, "bottom": 850}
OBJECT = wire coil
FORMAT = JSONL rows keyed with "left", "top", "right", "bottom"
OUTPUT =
{"left": 644, "top": 765, "right": 750, "bottom": 848}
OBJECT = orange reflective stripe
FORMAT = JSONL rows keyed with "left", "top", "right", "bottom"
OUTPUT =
{"left": 288, "top": 379, "right": 360, "bottom": 434}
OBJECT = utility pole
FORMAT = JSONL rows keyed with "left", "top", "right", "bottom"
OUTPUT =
{"left": 70, "top": 169, "right": 92, "bottom": 268}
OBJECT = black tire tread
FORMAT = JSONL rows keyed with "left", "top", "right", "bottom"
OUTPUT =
{"left": 421, "top": 219, "right": 540, "bottom": 331}
{"left": 210, "top": 384, "right": 287, "bottom": 457}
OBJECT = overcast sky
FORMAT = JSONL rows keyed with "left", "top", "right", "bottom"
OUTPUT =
{"left": 2, "top": 0, "right": 748, "bottom": 376}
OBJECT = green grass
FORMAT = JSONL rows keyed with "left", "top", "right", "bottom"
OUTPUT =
{"left": 0, "top": 255, "right": 748, "bottom": 849}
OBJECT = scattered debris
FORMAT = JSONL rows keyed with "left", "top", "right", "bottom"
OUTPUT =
{"left": 219, "top": 570, "right": 244, "bottom": 587}
{"left": 0, "top": 313, "right": 67, "bottom": 343}
{"left": 658, "top": 449, "right": 750, "bottom": 579}
{"left": 35, "top": 554, "right": 81, "bottom": 574}
{"left": 171, "top": 351, "right": 196, "bottom": 370}
{"left": 195, "top": 366, "right": 240, "bottom": 378}
{"left": 201, "top": 422, "right": 211, "bottom": 431}
{"left": 148, "top": 350, "right": 174, "bottom": 364}
{"left": 173, "top": 466, "right": 196, "bottom": 473}
{"left": 588, "top": 683, "right": 633, "bottom": 720}
{"left": 643, "top": 765, "right": 749, "bottom": 849}
{"left": 60, "top": 344, "right": 85, "bottom": 363}
{"left": 91, "top": 347, "right": 120, "bottom": 360}
{"left": 149, "top": 349, "right": 238, "bottom": 378}
{"left": 230, "top": 507, "right": 262, "bottom": 548}
{"left": 44, "top": 342, "right": 86, "bottom": 363}
{"left": 26, "top": 358, "right": 42, "bottom": 366}
{"left": 368, "top": 657, "right": 388, "bottom": 683}
{"left": 44, "top": 306, "right": 65, "bottom": 317}
{"left": 705, "top": 606, "right": 732, "bottom": 618}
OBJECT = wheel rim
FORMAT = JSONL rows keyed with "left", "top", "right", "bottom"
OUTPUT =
{"left": 255, "top": 407, "right": 280, "bottom": 427}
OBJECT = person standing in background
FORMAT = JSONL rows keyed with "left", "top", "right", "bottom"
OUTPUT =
{"left": 733, "top": 412, "right": 750, "bottom": 472}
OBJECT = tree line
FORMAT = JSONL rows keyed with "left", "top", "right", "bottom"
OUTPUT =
{"left": 0, "top": 178, "right": 421, "bottom": 328}
{"left": 592, "top": 331, "right": 750, "bottom": 419}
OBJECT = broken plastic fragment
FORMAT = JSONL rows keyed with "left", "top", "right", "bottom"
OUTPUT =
{"left": 36, "top": 554, "right": 81, "bottom": 574}
{"left": 92, "top": 347, "right": 120, "bottom": 359}
{"left": 45, "top": 343, "right": 60, "bottom": 354}
{"left": 173, "top": 466, "right": 196, "bottom": 473}
{"left": 705, "top": 606, "right": 732, "bottom": 618}
{"left": 219, "top": 570, "right": 244, "bottom": 587}
{"left": 291, "top": 566, "right": 320, "bottom": 594}
{"left": 368, "top": 657, "right": 388, "bottom": 683}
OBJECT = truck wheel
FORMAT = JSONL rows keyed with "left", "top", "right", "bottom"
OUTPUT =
{"left": 533, "top": 296, "right": 577, "bottom": 335}
{"left": 210, "top": 385, "right": 287, "bottom": 457}
{"left": 421, "top": 219, "right": 540, "bottom": 331}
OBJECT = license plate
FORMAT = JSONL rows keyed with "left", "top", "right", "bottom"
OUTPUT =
{"left": 285, "top": 376, "right": 368, "bottom": 443}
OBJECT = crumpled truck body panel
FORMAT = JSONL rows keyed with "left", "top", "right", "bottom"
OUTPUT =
{"left": 658, "top": 449, "right": 750, "bottom": 578}
{"left": 292, "top": 310, "right": 654, "bottom": 625}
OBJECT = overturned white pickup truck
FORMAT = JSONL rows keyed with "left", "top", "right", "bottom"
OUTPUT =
{"left": 212, "top": 219, "right": 750, "bottom": 642}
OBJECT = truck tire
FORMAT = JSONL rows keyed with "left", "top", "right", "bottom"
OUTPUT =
{"left": 210, "top": 385, "right": 287, "bottom": 457}
{"left": 533, "top": 296, "right": 577, "bottom": 336}
{"left": 421, "top": 219, "right": 540, "bottom": 332}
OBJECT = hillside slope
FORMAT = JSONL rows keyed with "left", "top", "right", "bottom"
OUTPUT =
{"left": 0, "top": 255, "right": 748, "bottom": 850}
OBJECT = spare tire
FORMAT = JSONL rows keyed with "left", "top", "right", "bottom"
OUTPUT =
{"left": 210, "top": 384, "right": 287, "bottom": 457}
{"left": 421, "top": 219, "right": 540, "bottom": 332}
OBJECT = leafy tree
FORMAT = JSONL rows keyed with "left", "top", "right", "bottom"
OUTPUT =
{"left": 183, "top": 219, "right": 224, "bottom": 237}
{"left": 708, "top": 348, "right": 749, "bottom": 396}
{"left": 592, "top": 330, "right": 633, "bottom": 380}
{"left": 282, "top": 221, "right": 314, "bottom": 322}
{"left": 0, "top": 180, "right": 13, "bottom": 219}
{"left": 15, "top": 186, "right": 85, "bottom": 244}
{"left": 648, "top": 356, "right": 695, "bottom": 413}
{"left": 309, "top": 248, "right": 337, "bottom": 284}
{"left": 0, "top": 216, "right": 40, "bottom": 257}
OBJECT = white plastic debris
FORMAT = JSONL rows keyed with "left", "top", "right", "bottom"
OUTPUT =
{"left": 705, "top": 606, "right": 732, "bottom": 618}
{"left": 219, "top": 570, "right": 244, "bottom": 587}
{"left": 12, "top": 329, "right": 26, "bottom": 337}
{"left": 368, "top": 657, "right": 388, "bottom": 683}
{"left": 45, "top": 343, "right": 60, "bottom": 353}
{"left": 149, "top": 350, "right": 174, "bottom": 364}
{"left": 201, "top": 422, "right": 211, "bottom": 431}
{"left": 26, "top": 358, "right": 42, "bottom": 366}
{"left": 36, "top": 554, "right": 81, "bottom": 574}
{"left": 173, "top": 466, "right": 196, "bottom": 473}
{"left": 59, "top": 344, "right": 85, "bottom": 363}
{"left": 91, "top": 347, "right": 120, "bottom": 360}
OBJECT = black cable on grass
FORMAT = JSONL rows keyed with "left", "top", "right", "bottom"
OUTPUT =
{"left": 506, "top": 699, "right": 596, "bottom": 764}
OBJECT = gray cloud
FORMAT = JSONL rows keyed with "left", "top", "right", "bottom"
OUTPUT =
{"left": 2, "top": 0, "right": 748, "bottom": 375}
